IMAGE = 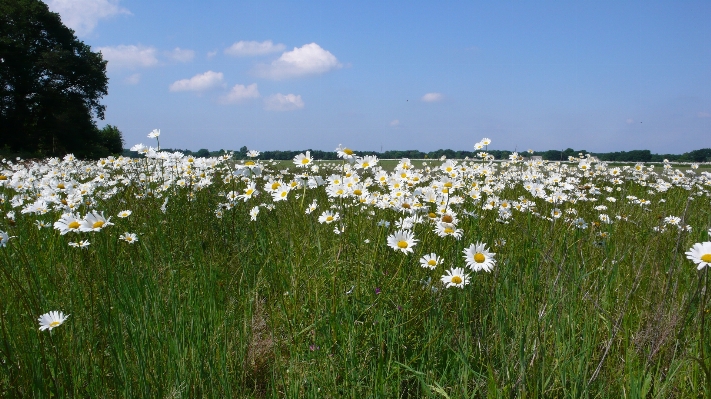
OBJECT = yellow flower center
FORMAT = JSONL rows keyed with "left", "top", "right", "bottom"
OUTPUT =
{"left": 271, "top": 182, "right": 280, "bottom": 190}
{"left": 49, "top": 321, "right": 61, "bottom": 327}
{"left": 343, "top": 148, "right": 353, "bottom": 155}
{"left": 353, "top": 189, "right": 362, "bottom": 196}
{"left": 444, "top": 227, "right": 454, "bottom": 234}
{"left": 92, "top": 221, "right": 104, "bottom": 229}
{"left": 451, "top": 276, "right": 462, "bottom": 284}
{"left": 57, "top": 183, "right": 65, "bottom": 189}
{"left": 402, "top": 203, "right": 411, "bottom": 209}
{"left": 362, "top": 162, "right": 369, "bottom": 167}
{"left": 326, "top": 216, "right": 333, "bottom": 222}
{"left": 280, "top": 191, "right": 287, "bottom": 197}
{"left": 701, "top": 254, "right": 711, "bottom": 262}
{"left": 441, "top": 215, "right": 453, "bottom": 223}
{"left": 301, "top": 158, "right": 310, "bottom": 164}
{"left": 474, "top": 253, "right": 486, "bottom": 263}
{"left": 245, "top": 161, "right": 255, "bottom": 166}
{"left": 126, "top": 237, "right": 133, "bottom": 242}
{"left": 427, "top": 259, "right": 437, "bottom": 266}
{"left": 0, "top": 175, "right": 6, "bottom": 180}
{"left": 444, "top": 182, "right": 452, "bottom": 188}
{"left": 245, "top": 189, "right": 254, "bottom": 195}
{"left": 68, "top": 221, "right": 80, "bottom": 229}
{"left": 397, "top": 241, "right": 408, "bottom": 249}
{"left": 428, "top": 213, "right": 436, "bottom": 219}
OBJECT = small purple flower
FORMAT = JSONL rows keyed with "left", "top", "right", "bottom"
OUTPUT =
{"left": 375, "top": 287, "right": 381, "bottom": 295}
{"left": 309, "top": 345, "right": 319, "bottom": 351}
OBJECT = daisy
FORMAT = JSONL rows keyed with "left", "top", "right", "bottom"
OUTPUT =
{"left": 272, "top": 186, "right": 290, "bottom": 202}
{"left": 420, "top": 253, "right": 442, "bottom": 269}
{"left": 0, "top": 230, "right": 10, "bottom": 247}
{"left": 434, "top": 223, "right": 463, "bottom": 239}
{"left": 38, "top": 311, "right": 69, "bottom": 331}
{"left": 80, "top": 211, "right": 113, "bottom": 232}
{"left": 249, "top": 206, "right": 259, "bottom": 221}
{"left": 147, "top": 129, "right": 160, "bottom": 139}
{"left": 69, "top": 240, "right": 90, "bottom": 249}
{"left": 386, "top": 229, "right": 418, "bottom": 254}
{"left": 53, "top": 212, "right": 83, "bottom": 235}
{"left": 318, "top": 210, "right": 340, "bottom": 224}
{"left": 336, "top": 144, "right": 356, "bottom": 162}
{"left": 293, "top": 151, "right": 313, "bottom": 167}
{"left": 441, "top": 267, "right": 470, "bottom": 288}
{"left": 119, "top": 232, "right": 138, "bottom": 244}
{"left": 685, "top": 241, "right": 711, "bottom": 270}
{"left": 117, "top": 210, "right": 132, "bottom": 218}
{"left": 463, "top": 242, "right": 496, "bottom": 272}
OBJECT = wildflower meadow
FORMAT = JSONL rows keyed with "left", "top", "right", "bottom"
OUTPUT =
{"left": 1, "top": 134, "right": 710, "bottom": 398}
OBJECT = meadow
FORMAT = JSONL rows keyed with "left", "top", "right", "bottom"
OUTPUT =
{"left": 1, "top": 138, "right": 710, "bottom": 398}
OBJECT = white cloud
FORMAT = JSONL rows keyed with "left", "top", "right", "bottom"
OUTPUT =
{"left": 421, "top": 92, "right": 443, "bottom": 102}
{"left": 124, "top": 73, "right": 140, "bottom": 85}
{"left": 165, "top": 47, "right": 195, "bottom": 63}
{"left": 207, "top": 50, "right": 218, "bottom": 59}
{"left": 698, "top": 111, "right": 710, "bottom": 118}
{"left": 44, "top": 0, "right": 130, "bottom": 36}
{"left": 390, "top": 119, "right": 400, "bottom": 126}
{"left": 264, "top": 93, "right": 304, "bottom": 111}
{"left": 219, "top": 83, "right": 260, "bottom": 104}
{"left": 97, "top": 45, "right": 158, "bottom": 70}
{"left": 169, "top": 71, "right": 224, "bottom": 92}
{"left": 225, "top": 40, "right": 286, "bottom": 57}
{"left": 254, "top": 43, "right": 342, "bottom": 80}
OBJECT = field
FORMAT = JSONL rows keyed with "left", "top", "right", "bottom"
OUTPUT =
{"left": 1, "top": 147, "right": 710, "bottom": 398}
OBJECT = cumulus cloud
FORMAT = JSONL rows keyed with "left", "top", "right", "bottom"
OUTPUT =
{"left": 264, "top": 93, "right": 304, "bottom": 111}
{"left": 165, "top": 47, "right": 195, "bottom": 63}
{"left": 421, "top": 92, "right": 443, "bottom": 102}
{"left": 390, "top": 119, "right": 400, "bottom": 126}
{"left": 124, "top": 73, "right": 140, "bottom": 85}
{"left": 224, "top": 40, "right": 286, "bottom": 57}
{"left": 698, "top": 111, "right": 710, "bottom": 118}
{"left": 44, "top": 0, "right": 130, "bottom": 36}
{"left": 97, "top": 45, "right": 158, "bottom": 70}
{"left": 219, "top": 83, "right": 260, "bottom": 104}
{"left": 254, "top": 43, "right": 342, "bottom": 80}
{"left": 169, "top": 71, "right": 224, "bottom": 92}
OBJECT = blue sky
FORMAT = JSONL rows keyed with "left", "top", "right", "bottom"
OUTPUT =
{"left": 45, "top": 0, "right": 711, "bottom": 154}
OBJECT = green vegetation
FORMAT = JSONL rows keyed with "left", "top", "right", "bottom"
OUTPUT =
{"left": 0, "top": 0, "right": 117, "bottom": 159}
{"left": 1, "top": 151, "right": 710, "bottom": 397}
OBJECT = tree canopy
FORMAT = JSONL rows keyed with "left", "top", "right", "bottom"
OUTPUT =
{"left": 0, "top": 0, "right": 113, "bottom": 158}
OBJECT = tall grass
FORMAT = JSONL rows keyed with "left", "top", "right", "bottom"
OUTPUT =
{"left": 0, "top": 153, "right": 710, "bottom": 398}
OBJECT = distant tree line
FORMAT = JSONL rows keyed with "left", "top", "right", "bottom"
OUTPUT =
{"left": 124, "top": 145, "right": 711, "bottom": 163}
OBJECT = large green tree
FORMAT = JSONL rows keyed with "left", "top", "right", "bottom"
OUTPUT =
{"left": 0, "top": 0, "right": 109, "bottom": 158}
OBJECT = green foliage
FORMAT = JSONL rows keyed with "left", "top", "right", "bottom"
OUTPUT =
{"left": 0, "top": 0, "right": 108, "bottom": 158}
{"left": 97, "top": 125, "right": 125, "bottom": 156}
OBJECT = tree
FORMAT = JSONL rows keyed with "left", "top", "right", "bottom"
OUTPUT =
{"left": 97, "top": 125, "right": 124, "bottom": 156}
{"left": 0, "top": 0, "right": 109, "bottom": 158}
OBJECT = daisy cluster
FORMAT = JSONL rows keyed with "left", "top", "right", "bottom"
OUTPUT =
{"left": 1, "top": 134, "right": 711, "bottom": 290}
